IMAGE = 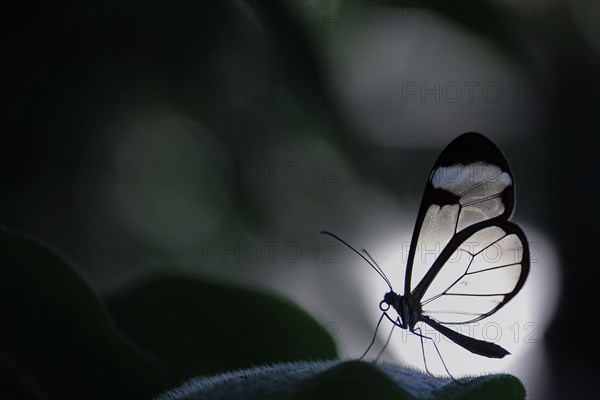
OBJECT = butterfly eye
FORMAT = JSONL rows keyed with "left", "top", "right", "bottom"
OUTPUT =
{"left": 379, "top": 300, "right": 390, "bottom": 311}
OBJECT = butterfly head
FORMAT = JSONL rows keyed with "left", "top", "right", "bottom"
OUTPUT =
{"left": 380, "top": 291, "right": 401, "bottom": 312}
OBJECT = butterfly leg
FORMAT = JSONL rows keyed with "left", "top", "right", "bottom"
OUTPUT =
{"left": 413, "top": 326, "right": 432, "bottom": 375}
{"left": 411, "top": 328, "right": 458, "bottom": 382}
{"left": 374, "top": 318, "right": 397, "bottom": 361}
{"left": 359, "top": 312, "right": 386, "bottom": 360}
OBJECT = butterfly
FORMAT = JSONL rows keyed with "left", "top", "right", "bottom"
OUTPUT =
{"left": 323, "top": 132, "right": 529, "bottom": 376}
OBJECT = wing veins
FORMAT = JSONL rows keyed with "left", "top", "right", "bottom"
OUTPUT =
{"left": 460, "top": 193, "right": 501, "bottom": 207}
{"left": 422, "top": 292, "right": 444, "bottom": 306}
{"left": 472, "top": 233, "right": 509, "bottom": 257}
{"left": 453, "top": 204, "right": 463, "bottom": 234}
{"left": 464, "top": 262, "right": 521, "bottom": 276}
{"left": 457, "top": 179, "right": 487, "bottom": 197}
{"left": 425, "top": 310, "right": 484, "bottom": 316}
{"left": 439, "top": 292, "right": 511, "bottom": 297}
{"left": 422, "top": 253, "right": 474, "bottom": 305}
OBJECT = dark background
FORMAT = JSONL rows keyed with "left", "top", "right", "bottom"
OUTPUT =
{"left": 2, "top": 1, "right": 598, "bottom": 399}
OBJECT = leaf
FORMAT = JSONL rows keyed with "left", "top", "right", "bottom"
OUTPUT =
{"left": 284, "top": 361, "right": 413, "bottom": 400}
{"left": 0, "top": 228, "right": 168, "bottom": 400}
{"left": 106, "top": 272, "right": 338, "bottom": 383}
{"left": 435, "top": 373, "right": 526, "bottom": 400}
{"left": 155, "top": 360, "right": 526, "bottom": 400}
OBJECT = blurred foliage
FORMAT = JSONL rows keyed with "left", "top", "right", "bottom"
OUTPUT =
{"left": 0, "top": 228, "right": 168, "bottom": 400}
{"left": 0, "top": 228, "right": 336, "bottom": 399}
{"left": 106, "top": 272, "right": 338, "bottom": 382}
{"left": 366, "top": 0, "right": 527, "bottom": 60}
{"left": 155, "top": 360, "right": 526, "bottom": 400}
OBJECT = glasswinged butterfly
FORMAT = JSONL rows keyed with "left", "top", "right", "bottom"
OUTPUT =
{"left": 322, "top": 132, "right": 530, "bottom": 377}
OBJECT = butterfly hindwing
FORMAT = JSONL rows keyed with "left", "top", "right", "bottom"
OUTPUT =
{"left": 415, "top": 220, "right": 529, "bottom": 324}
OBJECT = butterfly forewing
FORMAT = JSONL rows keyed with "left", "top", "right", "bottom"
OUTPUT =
{"left": 404, "top": 133, "right": 516, "bottom": 297}
{"left": 405, "top": 133, "right": 529, "bottom": 325}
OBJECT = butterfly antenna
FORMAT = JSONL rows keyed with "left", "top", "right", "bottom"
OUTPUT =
{"left": 320, "top": 231, "right": 393, "bottom": 291}
{"left": 361, "top": 249, "right": 393, "bottom": 289}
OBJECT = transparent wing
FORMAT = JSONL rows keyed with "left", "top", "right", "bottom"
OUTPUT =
{"left": 418, "top": 221, "right": 529, "bottom": 324}
{"left": 404, "top": 133, "right": 515, "bottom": 296}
